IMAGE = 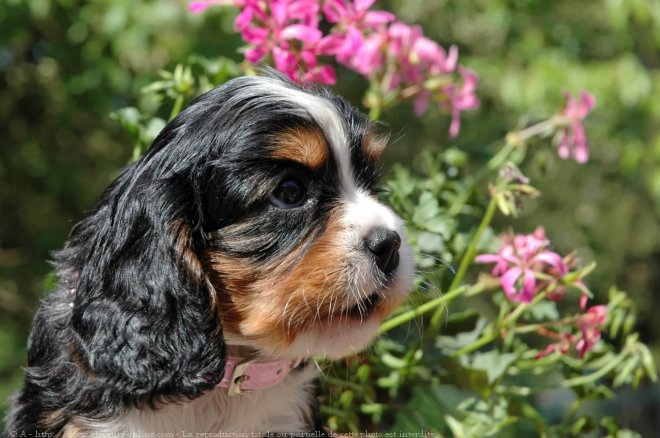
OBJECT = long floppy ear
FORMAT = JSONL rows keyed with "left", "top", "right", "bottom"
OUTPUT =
{"left": 61, "top": 125, "right": 226, "bottom": 404}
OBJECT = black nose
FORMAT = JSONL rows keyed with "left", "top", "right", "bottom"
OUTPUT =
{"left": 364, "top": 227, "right": 401, "bottom": 274}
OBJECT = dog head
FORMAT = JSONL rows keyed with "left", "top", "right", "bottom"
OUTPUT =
{"left": 62, "top": 74, "right": 413, "bottom": 399}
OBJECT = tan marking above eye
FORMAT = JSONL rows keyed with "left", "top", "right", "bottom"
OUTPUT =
{"left": 271, "top": 126, "right": 329, "bottom": 170}
{"left": 362, "top": 130, "right": 390, "bottom": 161}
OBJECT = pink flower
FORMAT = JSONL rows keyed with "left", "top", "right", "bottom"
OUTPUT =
{"left": 188, "top": 0, "right": 238, "bottom": 14}
{"left": 317, "top": 27, "right": 364, "bottom": 64}
{"left": 476, "top": 227, "right": 568, "bottom": 303}
{"left": 231, "top": 0, "right": 335, "bottom": 84}
{"left": 557, "top": 91, "right": 596, "bottom": 164}
{"left": 535, "top": 332, "right": 573, "bottom": 359}
{"left": 575, "top": 304, "right": 607, "bottom": 358}
{"left": 190, "top": 0, "right": 480, "bottom": 135}
{"left": 317, "top": 0, "right": 393, "bottom": 77}
{"left": 318, "top": 7, "right": 479, "bottom": 131}
{"left": 446, "top": 66, "right": 480, "bottom": 137}
{"left": 322, "top": 0, "right": 395, "bottom": 27}
{"left": 535, "top": 304, "right": 607, "bottom": 360}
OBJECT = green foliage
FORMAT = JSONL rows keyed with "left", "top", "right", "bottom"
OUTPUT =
{"left": 312, "top": 144, "right": 656, "bottom": 435}
{"left": 111, "top": 57, "right": 241, "bottom": 159}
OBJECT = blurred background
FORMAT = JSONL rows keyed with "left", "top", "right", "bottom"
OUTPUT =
{"left": 1, "top": 0, "right": 659, "bottom": 432}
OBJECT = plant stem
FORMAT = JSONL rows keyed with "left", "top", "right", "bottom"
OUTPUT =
{"left": 485, "top": 141, "right": 517, "bottom": 173}
{"left": 377, "top": 285, "right": 468, "bottom": 335}
{"left": 320, "top": 405, "right": 348, "bottom": 418}
{"left": 321, "top": 375, "right": 364, "bottom": 393}
{"left": 503, "top": 290, "right": 549, "bottom": 326}
{"left": 447, "top": 117, "right": 558, "bottom": 216}
{"left": 516, "top": 116, "right": 559, "bottom": 141}
{"left": 451, "top": 290, "right": 555, "bottom": 356}
{"left": 451, "top": 330, "right": 499, "bottom": 358}
{"left": 427, "top": 197, "right": 498, "bottom": 335}
{"left": 132, "top": 143, "right": 142, "bottom": 162}
{"left": 369, "top": 103, "right": 381, "bottom": 121}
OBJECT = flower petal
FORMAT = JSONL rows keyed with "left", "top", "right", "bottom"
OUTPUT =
{"left": 281, "top": 24, "right": 322, "bottom": 43}
{"left": 520, "top": 269, "right": 537, "bottom": 302}
{"left": 188, "top": 0, "right": 226, "bottom": 14}
{"left": 234, "top": 7, "right": 254, "bottom": 31}
{"left": 557, "top": 129, "right": 571, "bottom": 159}
{"left": 244, "top": 46, "right": 268, "bottom": 63}
{"left": 579, "top": 292, "right": 589, "bottom": 310}
{"left": 475, "top": 254, "right": 503, "bottom": 264}
{"left": 535, "top": 343, "right": 558, "bottom": 359}
{"left": 414, "top": 91, "right": 430, "bottom": 115}
{"left": 578, "top": 91, "right": 597, "bottom": 117}
{"left": 449, "top": 109, "right": 461, "bottom": 138}
{"left": 354, "top": 0, "right": 377, "bottom": 13}
{"left": 364, "top": 10, "right": 396, "bottom": 26}
{"left": 501, "top": 267, "right": 523, "bottom": 302}
{"left": 444, "top": 45, "right": 458, "bottom": 72}
{"left": 304, "top": 65, "right": 336, "bottom": 85}
{"left": 322, "top": 0, "right": 347, "bottom": 23}
{"left": 533, "top": 251, "right": 568, "bottom": 275}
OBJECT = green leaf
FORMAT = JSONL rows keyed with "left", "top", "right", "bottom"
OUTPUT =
{"left": 425, "top": 216, "right": 457, "bottom": 239}
{"left": 360, "top": 403, "right": 386, "bottom": 414}
{"left": 613, "top": 355, "right": 639, "bottom": 387}
{"left": 524, "top": 300, "right": 559, "bottom": 321}
{"left": 623, "top": 313, "right": 637, "bottom": 335}
{"left": 357, "top": 364, "right": 370, "bottom": 383}
{"left": 377, "top": 373, "right": 400, "bottom": 389}
{"left": 638, "top": 343, "right": 658, "bottom": 382}
{"left": 110, "top": 107, "right": 141, "bottom": 138}
{"left": 340, "top": 390, "right": 353, "bottom": 408}
{"left": 413, "top": 191, "right": 442, "bottom": 225}
{"left": 610, "top": 309, "right": 625, "bottom": 338}
{"left": 470, "top": 350, "right": 518, "bottom": 384}
{"left": 445, "top": 415, "right": 465, "bottom": 437}
{"left": 439, "top": 357, "right": 490, "bottom": 398}
{"left": 381, "top": 353, "right": 408, "bottom": 369}
{"left": 142, "top": 118, "right": 167, "bottom": 144}
{"left": 416, "top": 231, "right": 446, "bottom": 255}
{"left": 562, "top": 261, "right": 597, "bottom": 283}
{"left": 436, "top": 318, "right": 488, "bottom": 352}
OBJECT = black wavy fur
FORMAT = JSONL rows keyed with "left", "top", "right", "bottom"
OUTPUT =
{"left": 3, "top": 74, "right": 376, "bottom": 437}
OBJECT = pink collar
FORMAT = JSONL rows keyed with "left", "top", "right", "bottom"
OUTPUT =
{"left": 218, "top": 356, "right": 304, "bottom": 395}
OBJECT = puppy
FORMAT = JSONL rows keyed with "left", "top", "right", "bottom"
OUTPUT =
{"left": 3, "top": 74, "right": 413, "bottom": 437}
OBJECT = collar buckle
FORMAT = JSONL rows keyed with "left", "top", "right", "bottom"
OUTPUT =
{"left": 227, "top": 357, "right": 258, "bottom": 396}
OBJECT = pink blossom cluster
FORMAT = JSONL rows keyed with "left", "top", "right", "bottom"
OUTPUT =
{"left": 476, "top": 227, "right": 608, "bottom": 359}
{"left": 557, "top": 90, "right": 596, "bottom": 164}
{"left": 191, "top": 0, "right": 335, "bottom": 83}
{"left": 476, "top": 227, "right": 567, "bottom": 303}
{"left": 535, "top": 304, "right": 608, "bottom": 359}
{"left": 188, "top": 0, "right": 479, "bottom": 136}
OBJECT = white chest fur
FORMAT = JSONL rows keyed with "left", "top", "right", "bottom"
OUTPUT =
{"left": 67, "top": 365, "right": 319, "bottom": 435}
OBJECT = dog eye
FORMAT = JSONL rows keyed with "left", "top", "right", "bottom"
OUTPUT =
{"left": 270, "top": 178, "right": 307, "bottom": 209}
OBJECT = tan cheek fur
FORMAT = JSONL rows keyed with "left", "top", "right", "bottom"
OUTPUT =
{"left": 203, "top": 207, "right": 406, "bottom": 355}
{"left": 204, "top": 212, "right": 348, "bottom": 353}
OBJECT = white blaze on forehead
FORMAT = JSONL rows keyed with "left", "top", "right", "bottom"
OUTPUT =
{"left": 235, "top": 77, "right": 356, "bottom": 195}
{"left": 342, "top": 190, "right": 404, "bottom": 237}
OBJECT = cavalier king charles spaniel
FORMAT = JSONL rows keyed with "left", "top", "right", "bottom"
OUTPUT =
{"left": 4, "top": 74, "right": 413, "bottom": 437}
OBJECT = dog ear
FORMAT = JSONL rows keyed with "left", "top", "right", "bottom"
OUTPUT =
{"left": 63, "top": 126, "right": 226, "bottom": 405}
